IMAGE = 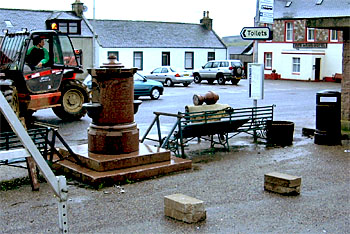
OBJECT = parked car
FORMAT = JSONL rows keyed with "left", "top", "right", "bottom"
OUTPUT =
{"left": 144, "top": 66, "right": 193, "bottom": 87}
{"left": 83, "top": 73, "right": 164, "bottom": 100}
{"left": 133, "top": 72, "right": 163, "bottom": 99}
{"left": 193, "top": 60, "right": 243, "bottom": 85}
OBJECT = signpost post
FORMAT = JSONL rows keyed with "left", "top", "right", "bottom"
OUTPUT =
{"left": 240, "top": 0, "right": 274, "bottom": 141}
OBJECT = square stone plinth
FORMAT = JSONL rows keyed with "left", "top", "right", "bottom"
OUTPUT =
{"left": 264, "top": 172, "right": 301, "bottom": 195}
{"left": 164, "top": 194, "right": 206, "bottom": 223}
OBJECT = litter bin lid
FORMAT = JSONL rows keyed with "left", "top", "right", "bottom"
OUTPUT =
{"left": 317, "top": 90, "right": 341, "bottom": 95}
{"left": 316, "top": 90, "right": 341, "bottom": 104}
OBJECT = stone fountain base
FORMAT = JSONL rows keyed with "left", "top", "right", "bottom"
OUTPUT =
{"left": 53, "top": 143, "right": 192, "bottom": 187}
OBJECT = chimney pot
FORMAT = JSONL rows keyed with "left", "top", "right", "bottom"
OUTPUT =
{"left": 200, "top": 10, "right": 212, "bottom": 31}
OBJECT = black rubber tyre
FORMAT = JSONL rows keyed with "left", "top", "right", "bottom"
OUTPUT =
{"left": 217, "top": 76, "right": 226, "bottom": 85}
{"left": 150, "top": 88, "right": 161, "bottom": 100}
{"left": 231, "top": 79, "right": 240, "bottom": 85}
{"left": 235, "top": 67, "right": 243, "bottom": 77}
{"left": 193, "top": 74, "right": 202, "bottom": 84}
{"left": 52, "top": 80, "right": 88, "bottom": 121}
{"left": 207, "top": 79, "right": 215, "bottom": 85}
{"left": 165, "top": 79, "right": 174, "bottom": 87}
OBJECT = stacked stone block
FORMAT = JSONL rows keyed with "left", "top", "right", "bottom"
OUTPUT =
{"left": 164, "top": 194, "right": 206, "bottom": 223}
{"left": 264, "top": 172, "right": 301, "bottom": 195}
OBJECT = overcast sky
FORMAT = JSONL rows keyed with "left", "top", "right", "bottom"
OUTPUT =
{"left": 0, "top": 0, "right": 258, "bottom": 37}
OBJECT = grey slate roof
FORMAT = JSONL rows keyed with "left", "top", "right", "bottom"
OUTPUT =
{"left": 274, "top": 0, "right": 350, "bottom": 19}
{"left": 0, "top": 8, "right": 93, "bottom": 37}
{"left": 0, "top": 8, "right": 226, "bottom": 49}
{"left": 90, "top": 19, "right": 226, "bottom": 49}
{"left": 227, "top": 42, "right": 254, "bottom": 55}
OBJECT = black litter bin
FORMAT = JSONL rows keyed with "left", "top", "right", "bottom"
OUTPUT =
{"left": 266, "top": 120, "right": 295, "bottom": 146}
{"left": 314, "top": 90, "right": 341, "bottom": 145}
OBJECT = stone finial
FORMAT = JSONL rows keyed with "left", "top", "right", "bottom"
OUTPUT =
{"left": 101, "top": 54, "right": 124, "bottom": 68}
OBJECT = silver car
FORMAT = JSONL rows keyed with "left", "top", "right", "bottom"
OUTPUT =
{"left": 144, "top": 66, "right": 193, "bottom": 87}
{"left": 193, "top": 60, "right": 243, "bottom": 85}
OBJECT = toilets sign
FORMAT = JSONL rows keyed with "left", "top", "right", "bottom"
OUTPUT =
{"left": 240, "top": 27, "right": 272, "bottom": 40}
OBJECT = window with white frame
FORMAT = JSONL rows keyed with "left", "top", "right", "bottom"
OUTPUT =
{"left": 185, "top": 52, "right": 194, "bottom": 69}
{"left": 330, "top": 30, "right": 338, "bottom": 42}
{"left": 286, "top": 22, "right": 293, "bottom": 42}
{"left": 264, "top": 52, "right": 272, "bottom": 70}
{"left": 307, "top": 28, "right": 315, "bottom": 42}
{"left": 208, "top": 52, "right": 215, "bottom": 61}
{"left": 292, "top": 57, "right": 300, "bottom": 73}
{"left": 133, "top": 51, "right": 143, "bottom": 70}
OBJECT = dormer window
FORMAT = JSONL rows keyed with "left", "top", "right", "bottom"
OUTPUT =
{"left": 316, "top": 0, "right": 323, "bottom": 5}
{"left": 46, "top": 20, "right": 81, "bottom": 35}
{"left": 5, "top": 20, "right": 13, "bottom": 27}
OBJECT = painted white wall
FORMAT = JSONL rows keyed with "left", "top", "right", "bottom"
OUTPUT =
{"left": 258, "top": 42, "right": 342, "bottom": 81}
{"left": 97, "top": 47, "right": 226, "bottom": 75}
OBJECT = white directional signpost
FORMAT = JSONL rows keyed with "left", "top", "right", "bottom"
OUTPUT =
{"left": 240, "top": 27, "right": 272, "bottom": 40}
{"left": 239, "top": 0, "right": 274, "bottom": 141}
{"left": 259, "top": 0, "right": 274, "bottom": 24}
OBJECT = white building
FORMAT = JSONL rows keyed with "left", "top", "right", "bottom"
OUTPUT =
{"left": 91, "top": 12, "right": 227, "bottom": 75}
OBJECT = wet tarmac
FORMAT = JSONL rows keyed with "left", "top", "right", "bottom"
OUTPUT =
{"left": 1, "top": 132, "right": 349, "bottom": 233}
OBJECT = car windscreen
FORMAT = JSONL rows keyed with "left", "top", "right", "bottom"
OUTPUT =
{"left": 134, "top": 73, "right": 144, "bottom": 81}
{"left": 231, "top": 61, "right": 242, "bottom": 67}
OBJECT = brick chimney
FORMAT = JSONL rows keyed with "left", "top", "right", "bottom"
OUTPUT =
{"left": 72, "top": 0, "right": 84, "bottom": 17}
{"left": 200, "top": 11, "right": 213, "bottom": 30}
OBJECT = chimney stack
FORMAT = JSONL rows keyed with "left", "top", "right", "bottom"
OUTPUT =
{"left": 200, "top": 11, "right": 213, "bottom": 31}
{"left": 72, "top": 0, "right": 84, "bottom": 17}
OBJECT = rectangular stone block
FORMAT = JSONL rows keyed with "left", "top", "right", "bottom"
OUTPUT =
{"left": 164, "top": 194, "right": 206, "bottom": 223}
{"left": 164, "top": 207, "right": 206, "bottom": 223}
{"left": 265, "top": 172, "right": 301, "bottom": 187}
{"left": 264, "top": 182, "right": 300, "bottom": 195}
{"left": 264, "top": 172, "right": 301, "bottom": 195}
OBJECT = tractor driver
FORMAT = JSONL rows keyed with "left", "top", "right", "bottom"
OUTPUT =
{"left": 26, "top": 36, "right": 49, "bottom": 70}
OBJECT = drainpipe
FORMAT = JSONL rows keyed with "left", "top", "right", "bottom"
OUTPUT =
{"left": 92, "top": 0, "right": 96, "bottom": 68}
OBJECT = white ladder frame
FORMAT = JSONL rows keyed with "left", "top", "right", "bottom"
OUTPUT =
{"left": 0, "top": 91, "right": 68, "bottom": 233}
